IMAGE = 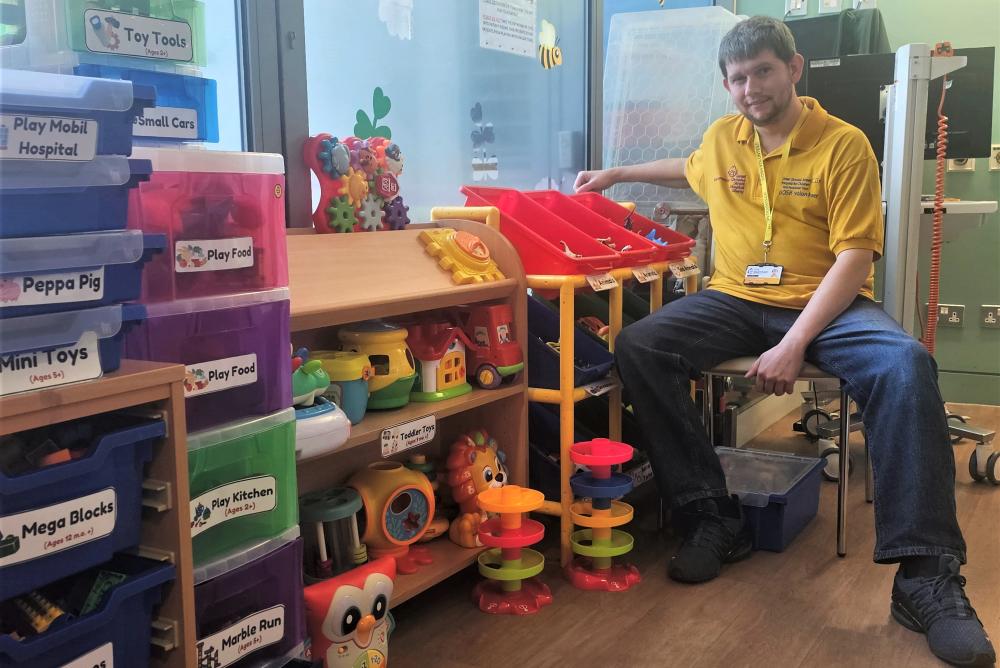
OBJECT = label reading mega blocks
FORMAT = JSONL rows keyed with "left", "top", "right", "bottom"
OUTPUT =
{"left": 133, "top": 106, "right": 199, "bottom": 139}
{"left": 190, "top": 476, "right": 277, "bottom": 538}
{"left": 0, "top": 114, "right": 97, "bottom": 161}
{"left": 183, "top": 354, "right": 258, "bottom": 398}
{"left": 0, "top": 331, "right": 103, "bottom": 397}
{"left": 0, "top": 269, "right": 105, "bottom": 307}
{"left": 175, "top": 238, "right": 254, "bottom": 273}
{"left": 195, "top": 605, "right": 285, "bottom": 668}
{"left": 60, "top": 643, "right": 113, "bottom": 668}
{"left": 84, "top": 9, "right": 193, "bottom": 61}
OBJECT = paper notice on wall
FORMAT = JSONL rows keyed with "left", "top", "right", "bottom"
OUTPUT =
{"left": 479, "top": 0, "right": 536, "bottom": 58}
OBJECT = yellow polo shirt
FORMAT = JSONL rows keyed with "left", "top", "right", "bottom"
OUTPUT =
{"left": 685, "top": 96, "right": 883, "bottom": 310}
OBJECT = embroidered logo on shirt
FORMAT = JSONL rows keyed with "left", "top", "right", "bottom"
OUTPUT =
{"left": 779, "top": 176, "right": 822, "bottom": 199}
{"left": 716, "top": 164, "right": 747, "bottom": 194}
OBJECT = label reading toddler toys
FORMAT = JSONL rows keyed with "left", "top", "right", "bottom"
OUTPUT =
{"left": 84, "top": 10, "right": 194, "bottom": 61}
{"left": 133, "top": 106, "right": 198, "bottom": 139}
{"left": 183, "top": 354, "right": 258, "bottom": 398}
{"left": 586, "top": 273, "right": 619, "bottom": 292}
{"left": 0, "top": 269, "right": 105, "bottom": 307}
{"left": 190, "top": 476, "right": 277, "bottom": 538}
{"left": 0, "top": 331, "right": 103, "bottom": 397}
{"left": 195, "top": 605, "right": 285, "bottom": 668}
{"left": 381, "top": 415, "right": 436, "bottom": 457}
{"left": 632, "top": 266, "right": 660, "bottom": 284}
{"left": 61, "top": 642, "right": 113, "bottom": 668}
{"left": 0, "top": 488, "right": 117, "bottom": 568}
{"left": 175, "top": 238, "right": 254, "bottom": 273}
{"left": 0, "top": 114, "right": 97, "bottom": 161}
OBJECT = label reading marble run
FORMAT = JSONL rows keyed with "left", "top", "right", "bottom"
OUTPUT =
{"left": 175, "top": 238, "right": 254, "bottom": 273}
{"left": 0, "top": 114, "right": 97, "bottom": 161}
{"left": 84, "top": 10, "right": 193, "bottom": 61}
{"left": 183, "top": 354, "right": 258, "bottom": 398}
{"left": 133, "top": 106, "right": 198, "bottom": 139}
{"left": 60, "top": 642, "right": 114, "bottom": 668}
{"left": 195, "top": 605, "right": 285, "bottom": 668}
{"left": 0, "top": 331, "right": 102, "bottom": 396}
{"left": 190, "top": 476, "right": 277, "bottom": 538}
{"left": 0, "top": 269, "right": 104, "bottom": 307}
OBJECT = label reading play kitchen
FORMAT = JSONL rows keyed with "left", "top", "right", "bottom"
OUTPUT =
{"left": 0, "top": 269, "right": 104, "bottom": 307}
{"left": 84, "top": 9, "right": 193, "bottom": 61}
{"left": 0, "top": 114, "right": 97, "bottom": 161}
{"left": 195, "top": 605, "right": 285, "bottom": 668}
{"left": 0, "top": 331, "right": 103, "bottom": 397}
{"left": 381, "top": 414, "right": 436, "bottom": 457}
{"left": 190, "top": 476, "right": 277, "bottom": 538}
{"left": 175, "top": 238, "right": 254, "bottom": 273}
{"left": 0, "top": 488, "right": 116, "bottom": 568}
{"left": 632, "top": 266, "right": 660, "bottom": 284}
{"left": 184, "top": 354, "right": 258, "bottom": 398}
{"left": 133, "top": 106, "right": 198, "bottom": 139}
{"left": 586, "top": 273, "right": 619, "bottom": 292}
{"left": 61, "top": 642, "right": 113, "bottom": 668}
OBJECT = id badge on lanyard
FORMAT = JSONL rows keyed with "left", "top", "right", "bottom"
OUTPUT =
{"left": 744, "top": 131, "right": 789, "bottom": 286}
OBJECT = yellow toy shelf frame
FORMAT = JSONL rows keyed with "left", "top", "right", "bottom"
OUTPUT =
{"left": 432, "top": 204, "right": 700, "bottom": 566}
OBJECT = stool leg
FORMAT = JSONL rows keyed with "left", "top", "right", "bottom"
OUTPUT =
{"left": 705, "top": 373, "right": 715, "bottom": 446}
{"left": 837, "top": 386, "right": 850, "bottom": 557}
{"left": 864, "top": 430, "right": 873, "bottom": 503}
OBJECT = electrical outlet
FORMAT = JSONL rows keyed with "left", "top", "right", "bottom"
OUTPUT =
{"left": 785, "top": 0, "right": 807, "bottom": 16}
{"left": 947, "top": 158, "right": 975, "bottom": 172}
{"left": 981, "top": 305, "right": 1000, "bottom": 329}
{"left": 989, "top": 144, "right": 1000, "bottom": 171}
{"left": 930, "top": 304, "right": 965, "bottom": 327}
{"left": 819, "top": 0, "right": 842, "bottom": 13}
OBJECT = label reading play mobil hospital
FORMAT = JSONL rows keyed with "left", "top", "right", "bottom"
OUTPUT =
{"left": 84, "top": 10, "right": 193, "bottom": 61}
{"left": 0, "top": 331, "right": 103, "bottom": 397}
{"left": 195, "top": 605, "right": 285, "bottom": 668}
{"left": 175, "top": 238, "right": 254, "bottom": 273}
{"left": 133, "top": 106, "right": 198, "bottom": 139}
{"left": 183, "top": 354, "right": 257, "bottom": 398}
{"left": 0, "top": 488, "right": 117, "bottom": 568}
{"left": 0, "top": 269, "right": 104, "bottom": 307}
{"left": 0, "top": 114, "right": 97, "bottom": 161}
{"left": 60, "top": 643, "right": 113, "bottom": 668}
{"left": 190, "top": 476, "right": 277, "bottom": 538}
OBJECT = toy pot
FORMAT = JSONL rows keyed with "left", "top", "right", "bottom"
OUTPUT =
{"left": 312, "top": 350, "right": 372, "bottom": 424}
{"left": 338, "top": 322, "right": 416, "bottom": 410}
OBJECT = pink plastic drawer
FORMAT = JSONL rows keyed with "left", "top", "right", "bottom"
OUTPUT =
{"left": 127, "top": 148, "right": 288, "bottom": 303}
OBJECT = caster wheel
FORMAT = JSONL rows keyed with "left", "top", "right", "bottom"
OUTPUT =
{"left": 987, "top": 452, "right": 1000, "bottom": 486}
{"left": 821, "top": 446, "right": 854, "bottom": 482}
{"left": 947, "top": 413, "right": 967, "bottom": 445}
{"left": 803, "top": 409, "right": 832, "bottom": 442}
{"left": 969, "top": 450, "right": 986, "bottom": 483}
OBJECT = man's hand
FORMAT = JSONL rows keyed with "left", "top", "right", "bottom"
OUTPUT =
{"left": 746, "top": 340, "right": 806, "bottom": 396}
{"left": 574, "top": 169, "right": 617, "bottom": 193}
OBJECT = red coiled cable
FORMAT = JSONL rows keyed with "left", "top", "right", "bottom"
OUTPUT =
{"left": 924, "top": 72, "right": 949, "bottom": 356}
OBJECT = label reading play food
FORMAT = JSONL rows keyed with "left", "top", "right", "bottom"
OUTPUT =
{"left": 632, "top": 266, "right": 660, "bottom": 284}
{"left": 0, "top": 331, "right": 103, "bottom": 396}
{"left": 175, "top": 238, "right": 254, "bottom": 273}
{"left": 84, "top": 9, "right": 193, "bottom": 61}
{"left": 381, "top": 414, "right": 436, "bottom": 457}
{"left": 0, "top": 269, "right": 105, "bottom": 307}
{"left": 190, "top": 476, "right": 277, "bottom": 538}
{"left": 183, "top": 354, "right": 257, "bottom": 398}
{"left": 133, "top": 106, "right": 198, "bottom": 139}
{"left": 195, "top": 605, "right": 285, "bottom": 668}
{"left": 60, "top": 642, "right": 113, "bottom": 668}
{"left": 0, "top": 488, "right": 116, "bottom": 568}
{"left": 668, "top": 260, "right": 700, "bottom": 279}
{"left": 0, "top": 114, "right": 97, "bottom": 161}
{"left": 586, "top": 273, "right": 618, "bottom": 292}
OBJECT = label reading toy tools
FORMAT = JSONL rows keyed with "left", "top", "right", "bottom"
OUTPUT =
{"left": 84, "top": 9, "right": 194, "bottom": 61}
{"left": 668, "top": 260, "right": 701, "bottom": 279}
{"left": 0, "top": 269, "right": 105, "bottom": 307}
{"left": 0, "top": 331, "right": 103, "bottom": 396}
{"left": 381, "top": 415, "right": 436, "bottom": 457}
{"left": 632, "top": 266, "right": 660, "bottom": 284}
{"left": 175, "top": 238, "right": 254, "bottom": 273}
{"left": 195, "top": 605, "right": 286, "bottom": 668}
{"left": 61, "top": 642, "right": 114, "bottom": 668}
{"left": 0, "top": 114, "right": 97, "bottom": 161}
{"left": 190, "top": 476, "right": 277, "bottom": 538}
{"left": 583, "top": 377, "right": 617, "bottom": 397}
{"left": 133, "top": 106, "right": 198, "bottom": 139}
{"left": 183, "top": 354, "right": 258, "bottom": 398}
{"left": 0, "top": 488, "right": 117, "bottom": 568}
{"left": 586, "top": 273, "right": 618, "bottom": 292}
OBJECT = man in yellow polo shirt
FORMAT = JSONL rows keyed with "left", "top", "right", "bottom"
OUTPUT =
{"left": 576, "top": 16, "right": 993, "bottom": 667}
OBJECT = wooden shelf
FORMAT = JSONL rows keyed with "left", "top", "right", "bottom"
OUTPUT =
{"left": 391, "top": 540, "right": 485, "bottom": 609}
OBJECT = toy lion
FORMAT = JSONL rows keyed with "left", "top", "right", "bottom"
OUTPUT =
{"left": 445, "top": 429, "right": 507, "bottom": 547}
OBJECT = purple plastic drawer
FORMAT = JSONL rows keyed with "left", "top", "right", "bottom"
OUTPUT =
{"left": 122, "top": 288, "right": 291, "bottom": 431}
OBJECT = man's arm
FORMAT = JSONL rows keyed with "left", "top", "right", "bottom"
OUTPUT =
{"left": 574, "top": 158, "right": 691, "bottom": 192}
{"left": 746, "top": 248, "right": 874, "bottom": 395}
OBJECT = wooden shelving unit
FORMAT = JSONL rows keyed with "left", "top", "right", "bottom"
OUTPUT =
{"left": 0, "top": 360, "right": 196, "bottom": 668}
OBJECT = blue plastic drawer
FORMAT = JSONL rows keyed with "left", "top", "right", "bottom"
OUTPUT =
{"left": 0, "top": 415, "right": 163, "bottom": 600}
{"left": 527, "top": 295, "right": 613, "bottom": 390}
{"left": 0, "top": 303, "right": 146, "bottom": 396}
{"left": 0, "top": 69, "right": 154, "bottom": 157}
{"left": 75, "top": 64, "right": 219, "bottom": 143}
{"left": 0, "top": 231, "right": 164, "bottom": 317}
{"left": 0, "top": 156, "right": 152, "bottom": 237}
{"left": 0, "top": 553, "right": 175, "bottom": 668}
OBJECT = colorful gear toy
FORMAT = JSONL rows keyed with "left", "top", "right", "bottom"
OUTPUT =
{"left": 325, "top": 195, "right": 358, "bottom": 233}
{"left": 317, "top": 137, "right": 351, "bottom": 179}
{"left": 343, "top": 168, "right": 370, "bottom": 208}
{"left": 382, "top": 197, "right": 410, "bottom": 230}
{"left": 357, "top": 194, "right": 385, "bottom": 231}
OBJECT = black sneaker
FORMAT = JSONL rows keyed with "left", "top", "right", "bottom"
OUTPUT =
{"left": 667, "top": 494, "right": 752, "bottom": 584}
{"left": 891, "top": 555, "right": 996, "bottom": 667}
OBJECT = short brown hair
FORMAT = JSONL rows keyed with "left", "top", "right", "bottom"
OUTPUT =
{"left": 718, "top": 16, "right": 797, "bottom": 77}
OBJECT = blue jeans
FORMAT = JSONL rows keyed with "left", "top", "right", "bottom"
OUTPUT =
{"left": 614, "top": 289, "right": 966, "bottom": 564}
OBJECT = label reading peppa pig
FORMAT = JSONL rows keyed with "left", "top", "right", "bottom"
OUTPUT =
{"left": 0, "top": 269, "right": 104, "bottom": 307}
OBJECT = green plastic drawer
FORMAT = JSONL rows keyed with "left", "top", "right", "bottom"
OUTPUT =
{"left": 188, "top": 408, "right": 298, "bottom": 566}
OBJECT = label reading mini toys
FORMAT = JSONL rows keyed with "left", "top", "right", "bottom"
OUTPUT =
{"left": 0, "top": 114, "right": 97, "bottom": 161}
{"left": 190, "top": 476, "right": 277, "bottom": 538}
{"left": 0, "top": 331, "right": 103, "bottom": 397}
{"left": 84, "top": 9, "right": 193, "bottom": 61}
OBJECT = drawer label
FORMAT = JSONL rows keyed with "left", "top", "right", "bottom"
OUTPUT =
{"left": 196, "top": 605, "right": 285, "bottom": 668}
{"left": 175, "top": 238, "right": 254, "bottom": 273}
{"left": 586, "top": 273, "right": 618, "bottom": 292}
{"left": 133, "top": 106, "right": 198, "bottom": 139}
{"left": 668, "top": 259, "right": 701, "bottom": 279}
{"left": 190, "top": 475, "right": 277, "bottom": 538}
{"left": 0, "top": 488, "right": 117, "bottom": 569}
{"left": 0, "top": 269, "right": 105, "bottom": 307}
{"left": 381, "top": 414, "right": 436, "bottom": 457}
{"left": 0, "top": 331, "right": 103, "bottom": 397}
{"left": 84, "top": 9, "right": 193, "bottom": 62}
{"left": 61, "top": 642, "right": 113, "bottom": 668}
{"left": 184, "top": 353, "right": 257, "bottom": 398}
{"left": 0, "top": 114, "right": 97, "bottom": 162}
{"left": 632, "top": 266, "right": 660, "bottom": 284}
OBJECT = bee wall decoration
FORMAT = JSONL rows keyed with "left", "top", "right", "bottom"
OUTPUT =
{"left": 538, "top": 19, "right": 562, "bottom": 69}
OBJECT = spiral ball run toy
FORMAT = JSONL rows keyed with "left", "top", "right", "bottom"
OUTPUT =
{"left": 472, "top": 485, "right": 553, "bottom": 615}
{"left": 567, "top": 439, "right": 641, "bottom": 591}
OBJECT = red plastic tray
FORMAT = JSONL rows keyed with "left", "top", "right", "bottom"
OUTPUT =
{"left": 569, "top": 192, "right": 696, "bottom": 262}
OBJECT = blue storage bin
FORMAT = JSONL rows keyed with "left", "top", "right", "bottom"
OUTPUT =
{"left": 526, "top": 295, "right": 613, "bottom": 390}
{"left": 717, "top": 447, "right": 825, "bottom": 552}
{"left": 0, "top": 415, "right": 162, "bottom": 600}
{"left": 0, "top": 69, "right": 154, "bottom": 157}
{"left": 0, "top": 553, "right": 175, "bottom": 668}
{"left": 75, "top": 63, "right": 219, "bottom": 143}
{"left": 0, "top": 303, "right": 146, "bottom": 396}
{"left": 0, "top": 231, "right": 165, "bottom": 317}
{"left": 0, "top": 156, "right": 152, "bottom": 237}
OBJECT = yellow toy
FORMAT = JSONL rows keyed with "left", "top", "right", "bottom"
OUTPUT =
{"left": 445, "top": 429, "right": 508, "bottom": 548}
{"left": 338, "top": 322, "right": 417, "bottom": 409}
{"left": 419, "top": 228, "right": 505, "bottom": 284}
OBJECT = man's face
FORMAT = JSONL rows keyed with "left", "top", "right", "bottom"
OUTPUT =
{"left": 723, "top": 49, "right": 803, "bottom": 126}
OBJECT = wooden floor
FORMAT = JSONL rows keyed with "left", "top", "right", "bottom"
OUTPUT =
{"left": 390, "top": 403, "right": 1000, "bottom": 668}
